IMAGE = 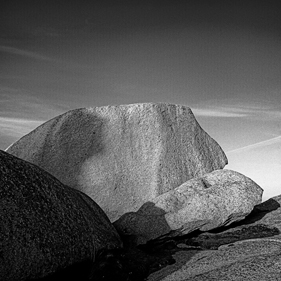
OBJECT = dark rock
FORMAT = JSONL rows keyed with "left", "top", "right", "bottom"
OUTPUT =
{"left": 0, "top": 150, "right": 122, "bottom": 281}
{"left": 27, "top": 221, "right": 281, "bottom": 280}
{"left": 183, "top": 224, "right": 280, "bottom": 250}
{"left": 152, "top": 237, "right": 281, "bottom": 281}
{"left": 147, "top": 195, "right": 281, "bottom": 281}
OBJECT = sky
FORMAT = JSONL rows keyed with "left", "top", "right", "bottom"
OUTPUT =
{"left": 1, "top": 0, "right": 281, "bottom": 200}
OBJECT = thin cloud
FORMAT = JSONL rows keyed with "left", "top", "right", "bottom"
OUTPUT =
{"left": 192, "top": 108, "right": 248, "bottom": 117}
{"left": 0, "top": 117, "right": 43, "bottom": 138}
{"left": 0, "top": 46, "right": 54, "bottom": 62}
{"left": 0, "top": 88, "right": 69, "bottom": 149}
{"left": 0, "top": 89, "right": 68, "bottom": 120}
{"left": 227, "top": 136, "right": 281, "bottom": 154}
{"left": 192, "top": 98, "right": 281, "bottom": 119}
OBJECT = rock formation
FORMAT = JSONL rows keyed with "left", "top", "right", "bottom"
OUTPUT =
{"left": 149, "top": 238, "right": 281, "bottom": 281}
{"left": 6, "top": 103, "right": 227, "bottom": 221}
{"left": 0, "top": 150, "right": 122, "bottom": 281}
{"left": 114, "top": 170, "right": 263, "bottom": 243}
{"left": 147, "top": 195, "right": 281, "bottom": 281}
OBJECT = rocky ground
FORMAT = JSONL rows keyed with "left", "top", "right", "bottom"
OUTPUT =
{"left": 30, "top": 196, "right": 281, "bottom": 281}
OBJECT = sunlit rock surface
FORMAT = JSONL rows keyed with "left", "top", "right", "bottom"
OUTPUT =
{"left": 6, "top": 103, "right": 227, "bottom": 221}
{"left": 114, "top": 169, "right": 263, "bottom": 243}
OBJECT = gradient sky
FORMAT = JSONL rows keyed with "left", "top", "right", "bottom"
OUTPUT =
{"left": 1, "top": 0, "right": 281, "bottom": 200}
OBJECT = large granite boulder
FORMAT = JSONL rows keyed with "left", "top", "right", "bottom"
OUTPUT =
{"left": 114, "top": 170, "right": 263, "bottom": 243}
{"left": 6, "top": 103, "right": 227, "bottom": 221}
{"left": 0, "top": 150, "right": 122, "bottom": 281}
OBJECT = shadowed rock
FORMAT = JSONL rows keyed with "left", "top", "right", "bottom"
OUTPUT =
{"left": 114, "top": 170, "right": 263, "bottom": 243}
{"left": 6, "top": 103, "right": 227, "bottom": 221}
{"left": 147, "top": 195, "right": 281, "bottom": 281}
{"left": 149, "top": 236, "right": 281, "bottom": 281}
{"left": 183, "top": 224, "right": 280, "bottom": 250}
{"left": 0, "top": 150, "right": 122, "bottom": 281}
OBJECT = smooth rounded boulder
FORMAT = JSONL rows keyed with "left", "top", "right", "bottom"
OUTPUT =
{"left": 0, "top": 150, "right": 122, "bottom": 281}
{"left": 114, "top": 169, "right": 263, "bottom": 243}
{"left": 6, "top": 103, "right": 227, "bottom": 221}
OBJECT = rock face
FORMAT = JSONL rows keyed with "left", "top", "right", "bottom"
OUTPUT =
{"left": 6, "top": 103, "right": 227, "bottom": 221}
{"left": 0, "top": 150, "right": 122, "bottom": 281}
{"left": 114, "top": 170, "right": 263, "bottom": 243}
{"left": 149, "top": 238, "right": 281, "bottom": 281}
{"left": 148, "top": 196, "right": 281, "bottom": 281}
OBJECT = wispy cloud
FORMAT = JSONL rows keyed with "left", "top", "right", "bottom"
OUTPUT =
{"left": 192, "top": 98, "right": 281, "bottom": 119}
{"left": 0, "top": 88, "right": 68, "bottom": 120}
{"left": 227, "top": 136, "right": 281, "bottom": 153}
{"left": 192, "top": 107, "right": 248, "bottom": 117}
{"left": 0, "top": 117, "right": 43, "bottom": 138}
{"left": 0, "top": 88, "right": 69, "bottom": 149}
{"left": 0, "top": 46, "right": 54, "bottom": 62}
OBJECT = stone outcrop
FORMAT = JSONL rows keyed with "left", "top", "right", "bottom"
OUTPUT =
{"left": 0, "top": 150, "right": 122, "bottom": 281}
{"left": 148, "top": 238, "right": 281, "bottom": 281}
{"left": 114, "top": 170, "right": 263, "bottom": 243}
{"left": 89, "top": 196, "right": 281, "bottom": 281}
{"left": 6, "top": 103, "right": 227, "bottom": 221}
{"left": 147, "top": 196, "right": 281, "bottom": 281}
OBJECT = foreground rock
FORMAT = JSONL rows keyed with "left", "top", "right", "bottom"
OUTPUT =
{"left": 149, "top": 237, "right": 281, "bottom": 281}
{"left": 0, "top": 150, "right": 122, "bottom": 281}
{"left": 20, "top": 193, "right": 281, "bottom": 281}
{"left": 114, "top": 170, "right": 263, "bottom": 243}
{"left": 90, "top": 197, "right": 281, "bottom": 281}
{"left": 148, "top": 196, "right": 281, "bottom": 281}
{"left": 6, "top": 103, "right": 227, "bottom": 221}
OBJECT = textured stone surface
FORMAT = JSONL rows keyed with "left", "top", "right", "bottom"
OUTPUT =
{"left": 114, "top": 169, "right": 263, "bottom": 243}
{"left": 6, "top": 103, "right": 227, "bottom": 221}
{"left": 0, "top": 150, "right": 122, "bottom": 281}
{"left": 146, "top": 195, "right": 281, "bottom": 281}
{"left": 249, "top": 195, "right": 281, "bottom": 232}
{"left": 95, "top": 196, "right": 279, "bottom": 281}
{"left": 149, "top": 238, "right": 281, "bottom": 281}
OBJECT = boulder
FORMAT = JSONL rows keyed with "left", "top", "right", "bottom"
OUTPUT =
{"left": 0, "top": 150, "right": 122, "bottom": 281}
{"left": 6, "top": 103, "right": 227, "bottom": 221}
{"left": 146, "top": 195, "right": 281, "bottom": 280}
{"left": 114, "top": 170, "right": 263, "bottom": 243}
{"left": 148, "top": 238, "right": 281, "bottom": 281}
{"left": 226, "top": 194, "right": 281, "bottom": 235}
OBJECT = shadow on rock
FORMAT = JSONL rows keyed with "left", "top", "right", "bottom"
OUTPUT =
{"left": 207, "top": 198, "right": 281, "bottom": 233}
{"left": 28, "top": 244, "right": 180, "bottom": 281}
{"left": 27, "top": 259, "right": 94, "bottom": 281}
{"left": 27, "top": 201, "right": 190, "bottom": 281}
{"left": 246, "top": 198, "right": 281, "bottom": 223}
{"left": 114, "top": 201, "right": 175, "bottom": 245}
{"left": 28, "top": 200, "right": 281, "bottom": 281}
{"left": 182, "top": 224, "right": 280, "bottom": 250}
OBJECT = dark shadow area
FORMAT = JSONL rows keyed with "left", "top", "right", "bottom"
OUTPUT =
{"left": 26, "top": 198, "right": 281, "bottom": 281}
{"left": 139, "top": 229, "right": 203, "bottom": 253}
{"left": 207, "top": 198, "right": 281, "bottom": 233}
{"left": 111, "top": 201, "right": 201, "bottom": 280}
{"left": 245, "top": 198, "right": 281, "bottom": 223}
{"left": 62, "top": 110, "right": 106, "bottom": 192}
{"left": 6, "top": 109, "right": 107, "bottom": 194}
{"left": 27, "top": 259, "right": 94, "bottom": 281}
{"left": 29, "top": 201, "right": 202, "bottom": 281}
{"left": 181, "top": 224, "right": 280, "bottom": 250}
{"left": 28, "top": 247, "right": 156, "bottom": 281}
{"left": 27, "top": 240, "right": 198, "bottom": 281}
{"left": 114, "top": 201, "right": 174, "bottom": 246}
